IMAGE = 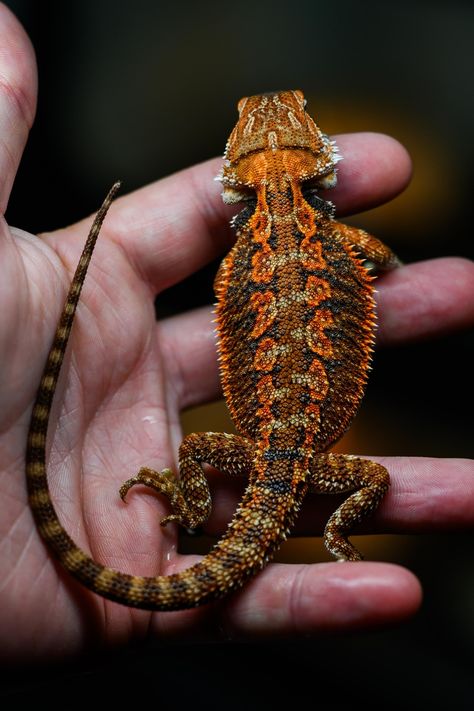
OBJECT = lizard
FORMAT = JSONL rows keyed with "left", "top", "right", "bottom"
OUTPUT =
{"left": 26, "top": 89, "right": 400, "bottom": 611}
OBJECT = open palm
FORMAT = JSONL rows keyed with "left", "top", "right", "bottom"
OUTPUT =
{"left": 1, "top": 4, "right": 473, "bottom": 662}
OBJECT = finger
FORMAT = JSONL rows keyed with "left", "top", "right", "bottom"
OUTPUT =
{"left": 325, "top": 132, "right": 412, "bottom": 216}
{"left": 222, "top": 561, "right": 421, "bottom": 637}
{"left": 374, "top": 456, "right": 474, "bottom": 532}
{"left": 64, "top": 133, "right": 411, "bottom": 293}
{"left": 376, "top": 257, "right": 474, "bottom": 344}
{"left": 0, "top": 4, "right": 37, "bottom": 214}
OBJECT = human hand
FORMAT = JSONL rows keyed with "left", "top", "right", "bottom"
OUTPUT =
{"left": 1, "top": 4, "right": 473, "bottom": 662}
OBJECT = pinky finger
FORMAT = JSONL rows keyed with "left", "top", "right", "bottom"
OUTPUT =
{"left": 222, "top": 561, "right": 422, "bottom": 638}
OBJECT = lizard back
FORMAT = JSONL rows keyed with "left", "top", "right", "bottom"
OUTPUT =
{"left": 217, "top": 90, "right": 375, "bottom": 455}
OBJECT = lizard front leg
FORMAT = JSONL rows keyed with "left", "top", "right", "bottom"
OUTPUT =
{"left": 331, "top": 221, "right": 401, "bottom": 271}
{"left": 308, "top": 453, "right": 390, "bottom": 561}
{"left": 303, "top": 191, "right": 400, "bottom": 270}
{"left": 120, "top": 432, "right": 254, "bottom": 530}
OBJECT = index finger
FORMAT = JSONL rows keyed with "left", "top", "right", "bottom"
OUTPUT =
{"left": 64, "top": 132, "right": 411, "bottom": 293}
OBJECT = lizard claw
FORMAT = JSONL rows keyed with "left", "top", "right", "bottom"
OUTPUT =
{"left": 119, "top": 476, "right": 139, "bottom": 502}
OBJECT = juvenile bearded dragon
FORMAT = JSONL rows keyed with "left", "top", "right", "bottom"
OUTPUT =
{"left": 26, "top": 90, "right": 399, "bottom": 609}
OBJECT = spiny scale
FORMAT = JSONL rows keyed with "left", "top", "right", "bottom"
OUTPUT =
{"left": 26, "top": 91, "right": 398, "bottom": 610}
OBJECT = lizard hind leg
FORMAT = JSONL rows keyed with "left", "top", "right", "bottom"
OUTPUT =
{"left": 119, "top": 432, "right": 254, "bottom": 531}
{"left": 308, "top": 453, "right": 390, "bottom": 561}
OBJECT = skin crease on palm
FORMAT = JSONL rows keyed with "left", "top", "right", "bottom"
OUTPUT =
{"left": 0, "top": 3, "right": 473, "bottom": 662}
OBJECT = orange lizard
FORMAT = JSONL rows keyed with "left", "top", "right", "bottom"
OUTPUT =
{"left": 26, "top": 90, "right": 400, "bottom": 610}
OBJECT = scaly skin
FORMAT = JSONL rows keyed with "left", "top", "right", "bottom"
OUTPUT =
{"left": 26, "top": 90, "right": 399, "bottom": 610}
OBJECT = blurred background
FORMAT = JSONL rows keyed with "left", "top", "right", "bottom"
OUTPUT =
{"left": 3, "top": 0, "right": 473, "bottom": 706}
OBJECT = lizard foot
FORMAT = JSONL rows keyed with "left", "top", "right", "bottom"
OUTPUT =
{"left": 324, "top": 526, "right": 364, "bottom": 561}
{"left": 119, "top": 466, "right": 202, "bottom": 529}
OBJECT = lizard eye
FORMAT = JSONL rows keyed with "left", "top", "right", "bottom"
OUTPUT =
{"left": 237, "top": 97, "right": 248, "bottom": 114}
{"left": 293, "top": 89, "right": 307, "bottom": 107}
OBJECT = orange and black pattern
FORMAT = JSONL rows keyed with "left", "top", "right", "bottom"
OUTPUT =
{"left": 26, "top": 91, "right": 399, "bottom": 610}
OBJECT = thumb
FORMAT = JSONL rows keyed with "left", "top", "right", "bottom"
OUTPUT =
{"left": 0, "top": 3, "right": 37, "bottom": 215}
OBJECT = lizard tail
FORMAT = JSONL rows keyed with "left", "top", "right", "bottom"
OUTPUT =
{"left": 26, "top": 183, "right": 297, "bottom": 610}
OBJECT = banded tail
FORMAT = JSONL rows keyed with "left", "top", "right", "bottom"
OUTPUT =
{"left": 25, "top": 183, "right": 297, "bottom": 610}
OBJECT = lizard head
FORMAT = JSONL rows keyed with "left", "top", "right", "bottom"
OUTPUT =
{"left": 221, "top": 90, "right": 341, "bottom": 202}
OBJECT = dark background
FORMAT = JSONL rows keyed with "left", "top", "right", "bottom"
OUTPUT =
{"left": 2, "top": 0, "right": 473, "bottom": 706}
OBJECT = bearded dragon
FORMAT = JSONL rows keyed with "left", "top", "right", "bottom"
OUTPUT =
{"left": 27, "top": 90, "right": 399, "bottom": 609}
